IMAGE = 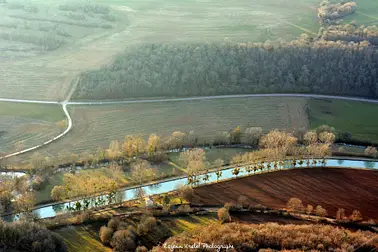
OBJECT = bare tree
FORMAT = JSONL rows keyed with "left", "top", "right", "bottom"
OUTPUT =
{"left": 130, "top": 159, "right": 156, "bottom": 185}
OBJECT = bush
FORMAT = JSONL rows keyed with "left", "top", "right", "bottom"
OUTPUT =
{"left": 111, "top": 230, "right": 137, "bottom": 252}
{"left": 137, "top": 217, "right": 157, "bottom": 235}
{"left": 286, "top": 198, "right": 304, "bottom": 212}
{"left": 218, "top": 207, "right": 231, "bottom": 224}
{"left": 99, "top": 226, "right": 113, "bottom": 245}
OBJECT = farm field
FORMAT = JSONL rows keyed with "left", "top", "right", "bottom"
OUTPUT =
{"left": 0, "top": 0, "right": 323, "bottom": 101}
{"left": 16, "top": 97, "right": 308, "bottom": 160}
{"left": 307, "top": 99, "right": 378, "bottom": 144}
{"left": 192, "top": 168, "right": 378, "bottom": 220}
{"left": 0, "top": 102, "right": 65, "bottom": 157}
{"left": 0, "top": 0, "right": 129, "bottom": 100}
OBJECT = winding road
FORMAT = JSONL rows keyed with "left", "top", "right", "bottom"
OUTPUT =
{"left": 1, "top": 93, "right": 378, "bottom": 160}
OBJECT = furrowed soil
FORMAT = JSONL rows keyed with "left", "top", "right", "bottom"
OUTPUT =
{"left": 192, "top": 168, "right": 378, "bottom": 220}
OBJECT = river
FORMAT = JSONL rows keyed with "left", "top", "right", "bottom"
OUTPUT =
{"left": 3, "top": 158, "right": 377, "bottom": 221}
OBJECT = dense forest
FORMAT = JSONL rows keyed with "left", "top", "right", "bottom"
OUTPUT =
{"left": 73, "top": 38, "right": 378, "bottom": 100}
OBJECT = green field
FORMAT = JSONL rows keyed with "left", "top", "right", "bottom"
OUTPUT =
{"left": 307, "top": 99, "right": 378, "bottom": 144}
{"left": 343, "top": 0, "right": 378, "bottom": 25}
{"left": 0, "top": 102, "right": 65, "bottom": 156}
{"left": 14, "top": 97, "right": 307, "bottom": 159}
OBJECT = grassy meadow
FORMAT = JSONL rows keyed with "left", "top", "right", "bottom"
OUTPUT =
{"left": 0, "top": 102, "right": 65, "bottom": 156}
{"left": 307, "top": 99, "right": 378, "bottom": 144}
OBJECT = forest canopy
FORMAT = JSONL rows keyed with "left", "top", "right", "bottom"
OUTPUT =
{"left": 73, "top": 39, "right": 378, "bottom": 100}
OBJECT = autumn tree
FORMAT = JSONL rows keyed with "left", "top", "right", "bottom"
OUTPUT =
{"left": 287, "top": 198, "right": 304, "bottom": 212}
{"left": 241, "top": 127, "right": 262, "bottom": 146}
{"left": 130, "top": 159, "right": 156, "bottom": 185}
{"left": 303, "top": 131, "right": 318, "bottom": 145}
{"left": 146, "top": 134, "right": 161, "bottom": 155}
{"left": 123, "top": 135, "right": 145, "bottom": 159}
{"left": 306, "top": 204, "right": 314, "bottom": 215}
{"left": 315, "top": 205, "right": 328, "bottom": 217}
{"left": 106, "top": 140, "right": 122, "bottom": 159}
{"left": 318, "top": 132, "right": 336, "bottom": 145}
{"left": 13, "top": 192, "right": 36, "bottom": 213}
{"left": 180, "top": 148, "right": 207, "bottom": 174}
{"left": 336, "top": 208, "right": 345, "bottom": 220}
{"left": 218, "top": 207, "right": 231, "bottom": 224}
{"left": 364, "top": 146, "right": 377, "bottom": 158}
{"left": 230, "top": 126, "right": 241, "bottom": 144}
{"left": 51, "top": 186, "right": 66, "bottom": 201}
{"left": 165, "top": 131, "right": 186, "bottom": 149}
{"left": 349, "top": 210, "right": 363, "bottom": 222}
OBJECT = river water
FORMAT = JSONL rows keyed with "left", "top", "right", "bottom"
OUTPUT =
{"left": 3, "top": 158, "right": 378, "bottom": 221}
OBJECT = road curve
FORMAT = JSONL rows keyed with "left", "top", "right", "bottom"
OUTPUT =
{"left": 1, "top": 93, "right": 378, "bottom": 160}
{"left": 0, "top": 103, "right": 72, "bottom": 160}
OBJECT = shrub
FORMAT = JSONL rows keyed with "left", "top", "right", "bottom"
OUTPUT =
{"left": 218, "top": 207, "right": 231, "bottom": 224}
{"left": 315, "top": 205, "right": 328, "bottom": 217}
{"left": 286, "top": 198, "right": 304, "bottom": 212}
{"left": 349, "top": 210, "right": 363, "bottom": 222}
{"left": 137, "top": 217, "right": 157, "bottom": 235}
{"left": 99, "top": 226, "right": 113, "bottom": 245}
{"left": 111, "top": 230, "right": 137, "bottom": 252}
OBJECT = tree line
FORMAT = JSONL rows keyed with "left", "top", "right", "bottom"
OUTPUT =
{"left": 73, "top": 37, "right": 378, "bottom": 100}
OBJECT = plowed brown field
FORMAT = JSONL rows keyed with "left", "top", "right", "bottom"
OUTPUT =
{"left": 192, "top": 168, "right": 378, "bottom": 220}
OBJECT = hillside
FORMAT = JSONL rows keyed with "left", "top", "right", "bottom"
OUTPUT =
{"left": 192, "top": 168, "right": 378, "bottom": 219}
